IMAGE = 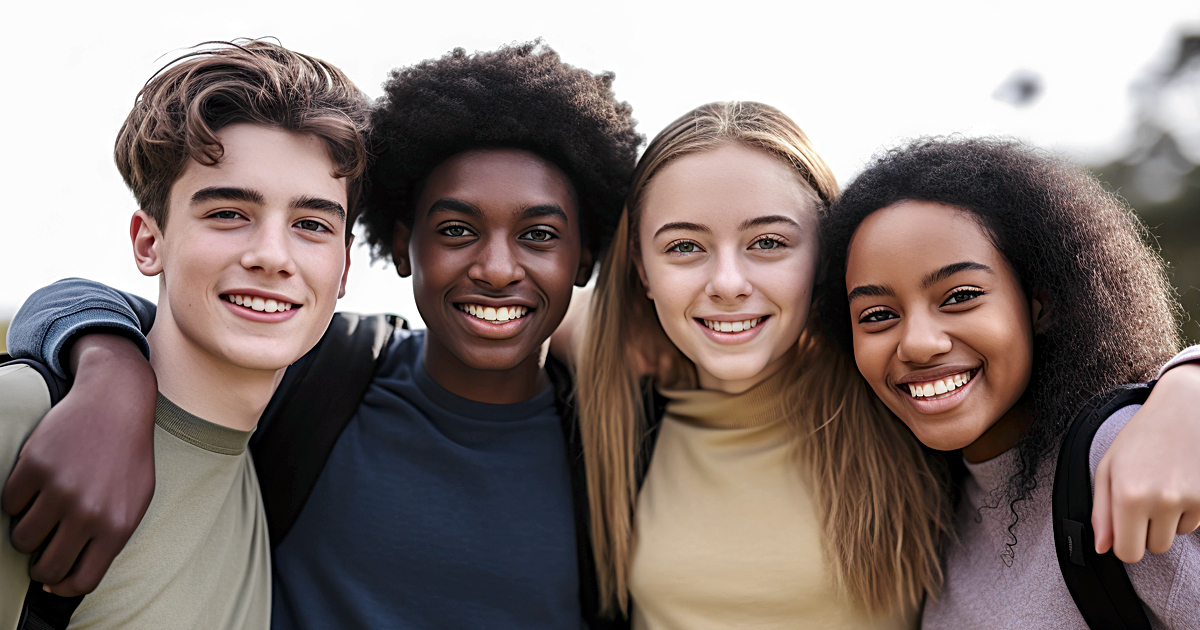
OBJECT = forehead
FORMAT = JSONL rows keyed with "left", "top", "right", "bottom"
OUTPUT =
{"left": 641, "top": 143, "right": 817, "bottom": 230}
{"left": 847, "top": 201, "right": 1001, "bottom": 277}
{"left": 170, "top": 124, "right": 347, "bottom": 206}
{"left": 415, "top": 148, "right": 578, "bottom": 221}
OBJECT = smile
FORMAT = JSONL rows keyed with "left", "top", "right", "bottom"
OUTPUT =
{"left": 456, "top": 303, "right": 529, "bottom": 324}
{"left": 698, "top": 316, "right": 766, "bottom": 333}
{"left": 222, "top": 294, "right": 298, "bottom": 313}
{"left": 902, "top": 369, "right": 976, "bottom": 399}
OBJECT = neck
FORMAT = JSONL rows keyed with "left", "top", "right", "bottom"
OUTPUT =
{"left": 962, "top": 398, "right": 1035, "bottom": 463}
{"left": 421, "top": 334, "right": 547, "bottom": 405}
{"left": 147, "top": 305, "right": 282, "bottom": 432}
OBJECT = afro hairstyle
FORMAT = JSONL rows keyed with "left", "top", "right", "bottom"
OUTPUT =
{"left": 817, "top": 136, "right": 1182, "bottom": 560}
{"left": 360, "top": 41, "right": 642, "bottom": 262}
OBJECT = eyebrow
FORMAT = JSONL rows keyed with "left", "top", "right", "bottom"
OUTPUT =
{"left": 738, "top": 214, "right": 802, "bottom": 231}
{"left": 291, "top": 195, "right": 346, "bottom": 222}
{"left": 190, "top": 186, "right": 264, "bottom": 206}
{"left": 519, "top": 204, "right": 569, "bottom": 223}
{"left": 921, "top": 261, "right": 993, "bottom": 289}
{"left": 427, "top": 198, "right": 482, "bottom": 218}
{"left": 846, "top": 261, "right": 994, "bottom": 302}
{"left": 653, "top": 222, "right": 710, "bottom": 238}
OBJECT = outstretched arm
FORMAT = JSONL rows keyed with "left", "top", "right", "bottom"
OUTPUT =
{"left": 2, "top": 278, "right": 158, "bottom": 596}
{"left": 1092, "top": 345, "right": 1200, "bottom": 563}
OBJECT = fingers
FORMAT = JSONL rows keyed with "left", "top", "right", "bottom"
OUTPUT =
{"left": 1092, "top": 460, "right": 1114, "bottom": 554}
{"left": 8, "top": 493, "right": 60, "bottom": 555}
{"left": 44, "top": 537, "right": 117, "bottom": 597}
{"left": 1, "top": 455, "right": 43, "bottom": 517}
{"left": 1146, "top": 509, "right": 1182, "bottom": 556}
{"left": 1110, "top": 487, "right": 1149, "bottom": 564}
{"left": 28, "top": 518, "right": 90, "bottom": 586}
{"left": 1178, "top": 510, "right": 1200, "bottom": 536}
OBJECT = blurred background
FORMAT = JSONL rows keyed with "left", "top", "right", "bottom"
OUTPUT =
{"left": 3, "top": 0, "right": 1199, "bottom": 351}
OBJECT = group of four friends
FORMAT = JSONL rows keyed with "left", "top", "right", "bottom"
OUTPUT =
{"left": 1, "top": 38, "right": 1199, "bottom": 629}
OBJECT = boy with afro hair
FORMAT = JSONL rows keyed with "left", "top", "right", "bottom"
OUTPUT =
{"left": 5, "top": 41, "right": 640, "bottom": 629}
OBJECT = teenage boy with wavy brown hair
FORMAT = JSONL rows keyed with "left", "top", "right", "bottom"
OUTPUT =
{"left": 0, "top": 40, "right": 369, "bottom": 628}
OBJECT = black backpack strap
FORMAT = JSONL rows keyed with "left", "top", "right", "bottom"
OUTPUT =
{"left": 1, "top": 355, "right": 85, "bottom": 629}
{"left": 250, "top": 313, "right": 401, "bottom": 549}
{"left": 1053, "top": 381, "right": 1155, "bottom": 630}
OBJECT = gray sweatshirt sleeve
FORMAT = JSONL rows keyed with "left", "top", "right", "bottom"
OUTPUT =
{"left": 6, "top": 278, "right": 156, "bottom": 378}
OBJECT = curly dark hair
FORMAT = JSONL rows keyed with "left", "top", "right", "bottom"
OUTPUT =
{"left": 360, "top": 41, "right": 642, "bottom": 262}
{"left": 816, "top": 136, "right": 1182, "bottom": 558}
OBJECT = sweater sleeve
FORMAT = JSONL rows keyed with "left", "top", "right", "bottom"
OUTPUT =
{"left": 6, "top": 278, "right": 156, "bottom": 378}
{"left": 1156, "top": 344, "right": 1200, "bottom": 379}
{"left": 1090, "top": 405, "right": 1200, "bottom": 629}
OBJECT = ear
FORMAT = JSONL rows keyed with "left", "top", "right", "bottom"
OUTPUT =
{"left": 574, "top": 248, "right": 594, "bottom": 287}
{"left": 338, "top": 233, "right": 354, "bottom": 299}
{"left": 632, "top": 248, "right": 653, "bottom": 301}
{"left": 1030, "top": 289, "right": 1052, "bottom": 334}
{"left": 130, "top": 210, "right": 164, "bottom": 277}
{"left": 391, "top": 220, "right": 412, "bottom": 278}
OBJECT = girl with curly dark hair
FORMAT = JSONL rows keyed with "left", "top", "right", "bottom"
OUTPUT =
{"left": 823, "top": 136, "right": 1200, "bottom": 628}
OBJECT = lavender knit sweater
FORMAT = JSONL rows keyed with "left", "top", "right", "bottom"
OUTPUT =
{"left": 923, "top": 347, "right": 1200, "bottom": 629}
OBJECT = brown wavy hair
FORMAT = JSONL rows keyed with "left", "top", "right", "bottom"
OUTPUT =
{"left": 114, "top": 39, "right": 371, "bottom": 236}
{"left": 576, "top": 101, "right": 953, "bottom": 618}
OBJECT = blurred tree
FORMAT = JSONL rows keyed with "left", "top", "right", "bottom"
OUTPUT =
{"left": 1090, "top": 32, "right": 1200, "bottom": 343}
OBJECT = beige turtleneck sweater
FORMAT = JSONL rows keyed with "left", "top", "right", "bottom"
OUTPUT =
{"left": 628, "top": 370, "right": 913, "bottom": 630}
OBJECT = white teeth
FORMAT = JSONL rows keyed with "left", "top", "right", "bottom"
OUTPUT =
{"left": 907, "top": 371, "right": 974, "bottom": 398}
{"left": 458, "top": 304, "right": 528, "bottom": 323}
{"left": 223, "top": 294, "right": 298, "bottom": 313}
{"left": 703, "top": 317, "right": 761, "bottom": 333}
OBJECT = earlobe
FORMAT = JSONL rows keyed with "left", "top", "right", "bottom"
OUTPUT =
{"left": 130, "top": 210, "right": 164, "bottom": 277}
{"left": 339, "top": 234, "right": 354, "bottom": 299}
{"left": 391, "top": 220, "right": 412, "bottom": 278}
{"left": 1031, "top": 290, "right": 1052, "bottom": 334}
{"left": 574, "top": 248, "right": 594, "bottom": 287}
{"left": 633, "top": 254, "right": 653, "bottom": 301}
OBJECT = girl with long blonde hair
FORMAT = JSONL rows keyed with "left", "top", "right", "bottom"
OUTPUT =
{"left": 575, "top": 101, "right": 952, "bottom": 628}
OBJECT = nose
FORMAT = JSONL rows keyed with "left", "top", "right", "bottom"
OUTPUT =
{"left": 705, "top": 249, "right": 753, "bottom": 302}
{"left": 468, "top": 235, "right": 525, "bottom": 288}
{"left": 240, "top": 218, "right": 297, "bottom": 277}
{"left": 896, "top": 309, "right": 953, "bottom": 364}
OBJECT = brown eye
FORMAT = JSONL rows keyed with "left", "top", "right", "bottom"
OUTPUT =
{"left": 667, "top": 241, "right": 700, "bottom": 254}
{"left": 943, "top": 288, "right": 984, "bottom": 306}
{"left": 440, "top": 225, "right": 470, "bottom": 237}
{"left": 521, "top": 229, "right": 555, "bottom": 242}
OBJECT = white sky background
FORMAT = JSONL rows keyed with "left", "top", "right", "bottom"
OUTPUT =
{"left": 3, "top": 0, "right": 1198, "bottom": 328}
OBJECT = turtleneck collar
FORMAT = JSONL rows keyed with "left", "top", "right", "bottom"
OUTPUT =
{"left": 658, "top": 367, "right": 790, "bottom": 430}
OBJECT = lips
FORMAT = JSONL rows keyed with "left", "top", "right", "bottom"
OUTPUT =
{"left": 455, "top": 303, "right": 530, "bottom": 324}
{"left": 901, "top": 369, "right": 977, "bottom": 399}
{"left": 222, "top": 293, "right": 299, "bottom": 314}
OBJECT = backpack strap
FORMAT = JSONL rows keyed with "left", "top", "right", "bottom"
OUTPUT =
{"left": 1053, "top": 382, "right": 1155, "bottom": 630}
{"left": 0, "top": 355, "right": 85, "bottom": 630}
{"left": 250, "top": 313, "right": 401, "bottom": 549}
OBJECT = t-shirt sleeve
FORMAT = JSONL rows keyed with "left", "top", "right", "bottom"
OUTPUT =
{"left": 1090, "top": 405, "right": 1200, "bottom": 628}
{"left": 6, "top": 278, "right": 157, "bottom": 378}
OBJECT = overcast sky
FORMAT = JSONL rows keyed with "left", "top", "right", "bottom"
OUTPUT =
{"left": 4, "top": 0, "right": 1198, "bottom": 327}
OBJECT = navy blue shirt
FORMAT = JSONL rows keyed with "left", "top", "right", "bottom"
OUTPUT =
{"left": 271, "top": 329, "right": 583, "bottom": 629}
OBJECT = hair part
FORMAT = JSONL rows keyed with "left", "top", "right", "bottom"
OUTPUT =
{"left": 360, "top": 41, "right": 642, "bottom": 262}
{"left": 114, "top": 39, "right": 371, "bottom": 236}
{"left": 819, "top": 136, "right": 1183, "bottom": 559}
{"left": 577, "top": 101, "right": 952, "bottom": 618}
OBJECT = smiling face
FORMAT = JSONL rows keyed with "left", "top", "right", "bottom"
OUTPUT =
{"left": 845, "top": 201, "right": 1037, "bottom": 461}
{"left": 635, "top": 142, "right": 820, "bottom": 394}
{"left": 396, "top": 148, "right": 590, "bottom": 401}
{"left": 137, "top": 123, "right": 351, "bottom": 374}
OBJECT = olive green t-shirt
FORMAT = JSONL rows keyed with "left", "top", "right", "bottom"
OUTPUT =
{"left": 0, "top": 363, "right": 270, "bottom": 629}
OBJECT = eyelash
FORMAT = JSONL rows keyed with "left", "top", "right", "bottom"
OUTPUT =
{"left": 295, "top": 219, "right": 331, "bottom": 233}
{"left": 665, "top": 239, "right": 702, "bottom": 254}
{"left": 749, "top": 234, "right": 788, "bottom": 251}
{"left": 858, "top": 307, "right": 896, "bottom": 324}
{"left": 943, "top": 286, "right": 985, "bottom": 306}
